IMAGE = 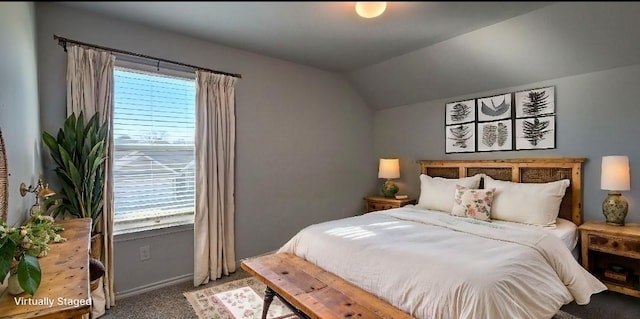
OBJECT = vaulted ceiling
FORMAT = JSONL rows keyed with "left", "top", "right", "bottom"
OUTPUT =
{"left": 57, "top": 2, "right": 640, "bottom": 110}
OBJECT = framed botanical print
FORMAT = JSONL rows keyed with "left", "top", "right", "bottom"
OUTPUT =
{"left": 515, "top": 115, "right": 555, "bottom": 150}
{"left": 445, "top": 123, "right": 476, "bottom": 153}
{"left": 445, "top": 99, "right": 475, "bottom": 125}
{"left": 477, "top": 119, "right": 513, "bottom": 152}
{"left": 515, "top": 86, "right": 555, "bottom": 118}
{"left": 477, "top": 93, "right": 512, "bottom": 122}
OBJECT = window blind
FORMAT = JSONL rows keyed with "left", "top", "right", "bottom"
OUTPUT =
{"left": 113, "top": 67, "right": 196, "bottom": 226}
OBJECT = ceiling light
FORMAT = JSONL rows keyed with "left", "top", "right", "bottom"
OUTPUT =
{"left": 355, "top": 2, "right": 387, "bottom": 19}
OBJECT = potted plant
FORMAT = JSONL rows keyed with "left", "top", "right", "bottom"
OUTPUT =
{"left": 0, "top": 213, "right": 66, "bottom": 295}
{"left": 42, "top": 112, "right": 107, "bottom": 259}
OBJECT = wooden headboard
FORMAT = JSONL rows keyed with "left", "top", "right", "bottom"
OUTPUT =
{"left": 416, "top": 158, "right": 586, "bottom": 226}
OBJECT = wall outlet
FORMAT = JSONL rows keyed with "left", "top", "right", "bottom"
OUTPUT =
{"left": 139, "top": 245, "right": 151, "bottom": 261}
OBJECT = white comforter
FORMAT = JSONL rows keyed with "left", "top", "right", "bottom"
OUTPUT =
{"left": 277, "top": 207, "right": 606, "bottom": 319}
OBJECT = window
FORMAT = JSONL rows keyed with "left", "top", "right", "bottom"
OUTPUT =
{"left": 113, "top": 64, "right": 196, "bottom": 234}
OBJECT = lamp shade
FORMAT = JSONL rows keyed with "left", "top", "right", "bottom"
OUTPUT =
{"left": 38, "top": 186, "right": 56, "bottom": 198}
{"left": 355, "top": 2, "right": 387, "bottom": 18}
{"left": 378, "top": 158, "right": 400, "bottom": 179}
{"left": 601, "top": 156, "right": 631, "bottom": 191}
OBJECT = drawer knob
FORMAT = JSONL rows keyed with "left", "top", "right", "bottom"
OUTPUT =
{"left": 612, "top": 241, "right": 619, "bottom": 248}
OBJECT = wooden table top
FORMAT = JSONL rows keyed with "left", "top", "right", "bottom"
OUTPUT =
{"left": 0, "top": 218, "right": 91, "bottom": 319}
{"left": 579, "top": 220, "right": 640, "bottom": 237}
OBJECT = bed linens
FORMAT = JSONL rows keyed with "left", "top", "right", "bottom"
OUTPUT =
{"left": 492, "top": 217, "right": 578, "bottom": 251}
{"left": 278, "top": 207, "right": 605, "bottom": 319}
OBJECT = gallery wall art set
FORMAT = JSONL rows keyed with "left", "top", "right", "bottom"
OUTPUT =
{"left": 445, "top": 86, "right": 555, "bottom": 154}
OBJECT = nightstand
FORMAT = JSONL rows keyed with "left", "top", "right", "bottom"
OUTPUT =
{"left": 579, "top": 220, "right": 640, "bottom": 298}
{"left": 363, "top": 196, "right": 416, "bottom": 213}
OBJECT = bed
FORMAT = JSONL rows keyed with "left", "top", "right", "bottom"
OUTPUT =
{"left": 277, "top": 158, "right": 607, "bottom": 319}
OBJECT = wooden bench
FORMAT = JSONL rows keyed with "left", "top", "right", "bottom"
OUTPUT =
{"left": 240, "top": 252, "right": 414, "bottom": 319}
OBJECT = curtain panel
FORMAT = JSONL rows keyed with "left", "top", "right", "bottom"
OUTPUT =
{"left": 194, "top": 71, "right": 238, "bottom": 286}
{"left": 66, "top": 45, "right": 115, "bottom": 316}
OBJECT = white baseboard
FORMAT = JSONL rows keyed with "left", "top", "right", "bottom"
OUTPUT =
{"left": 114, "top": 255, "right": 270, "bottom": 300}
{"left": 115, "top": 273, "right": 193, "bottom": 300}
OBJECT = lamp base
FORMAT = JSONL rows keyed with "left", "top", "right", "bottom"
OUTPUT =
{"left": 381, "top": 180, "right": 399, "bottom": 198}
{"left": 602, "top": 191, "right": 628, "bottom": 226}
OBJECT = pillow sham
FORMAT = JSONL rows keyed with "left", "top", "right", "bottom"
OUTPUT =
{"left": 451, "top": 185, "right": 495, "bottom": 221}
{"left": 416, "top": 174, "right": 483, "bottom": 213}
{"left": 483, "top": 175, "right": 570, "bottom": 227}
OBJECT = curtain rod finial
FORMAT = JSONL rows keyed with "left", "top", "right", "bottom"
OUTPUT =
{"left": 56, "top": 38, "right": 68, "bottom": 52}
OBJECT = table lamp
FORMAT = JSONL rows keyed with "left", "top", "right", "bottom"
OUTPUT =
{"left": 379, "top": 158, "right": 400, "bottom": 198}
{"left": 601, "top": 155, "right": 631, "bottom": 226}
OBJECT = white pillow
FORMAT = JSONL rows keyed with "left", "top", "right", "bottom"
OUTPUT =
{"left": 416, "top": 174, "right": 483, "bottom": 213}
{"left": 484, "top": 175, "right": 570, "bottom": 227}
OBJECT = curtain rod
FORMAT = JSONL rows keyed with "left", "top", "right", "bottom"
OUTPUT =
{"left": 53, "top": 35, "right": 242, "bottom": 79}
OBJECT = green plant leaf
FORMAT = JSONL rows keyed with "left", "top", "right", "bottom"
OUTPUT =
{"left": 18, "top": 254, "right": 41, "bottom": 295}
{"left": 41, "top": 111, "right": 108, "bottom": 234}
{"left": 42, "top": 194, "right": 60, "bottom": 212}
{"left": 63, "top": 116, "right": 77, "bottom": 158}
{"left": 42, "top": 132, "right": 63, "bottom": 167}
{"left": 0, "top": 239, "right": 17, "bottom": 281}
{"left": 50, "top": 205, "right": 67, "bottom": 219}
{"left": 58, "top": 183, "right": 79, "bottom": 214}
{"left": 55, "top": 166, "right": 73, "bottom": 186}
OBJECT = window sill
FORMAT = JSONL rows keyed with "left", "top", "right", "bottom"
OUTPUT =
{"left": 114, "top": 212, "right": 194, "bottom": 236}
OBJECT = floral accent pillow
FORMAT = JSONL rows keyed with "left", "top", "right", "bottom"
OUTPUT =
{"left": 451, "top": 185, "right": 496, "bottom": 221}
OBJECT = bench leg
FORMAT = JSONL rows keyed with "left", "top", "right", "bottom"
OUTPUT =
{"left": 262, "top": 286, "right": 276, "bottom": 319}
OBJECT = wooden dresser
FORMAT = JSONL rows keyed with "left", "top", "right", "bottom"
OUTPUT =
{"left": 0, "top": 218, "right": 92, "bottom": 318}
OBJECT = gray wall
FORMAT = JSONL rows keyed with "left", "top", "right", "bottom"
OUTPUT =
{"left": 0, "top": 2, "right": 41, "bottom": 226}
{"left": 349, "top": 2, "right": 640, "bottom": 110}
{"left": 36, "top": 3, "right": 374, "bottom": 295}
{"left": 374, "top": 63, "right": 640, "bottom": 224}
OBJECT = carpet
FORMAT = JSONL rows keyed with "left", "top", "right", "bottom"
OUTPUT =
{"left": 184, "top": 277, "right": 297, "bottom": 319}
{"left": 185, "top": 277, "right": 580, "bottom": 319}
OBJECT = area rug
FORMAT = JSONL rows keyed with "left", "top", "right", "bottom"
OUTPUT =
{"left": 184, "top": 277, "right": 298, "bottom": 319}
{"left": 185, "top": 277, "right": 580, "bottom": 319}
